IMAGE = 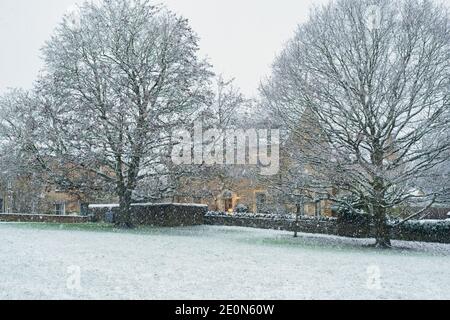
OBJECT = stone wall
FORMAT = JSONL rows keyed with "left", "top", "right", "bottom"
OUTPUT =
{"left": 205, "top": 213, "right": 450, "bottom": 244}
{"left": 89, "top": 203, "right": 207, "bottom": 227}
{"left": 0, "top": 213, "right": 89, "bottom": 224}
{"left": 205, "top": 214, "right": 338, "bottom": 235}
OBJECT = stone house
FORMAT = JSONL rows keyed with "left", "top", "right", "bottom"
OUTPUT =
{"left": 172, "top": 111, "right": 336, "bottom": 217}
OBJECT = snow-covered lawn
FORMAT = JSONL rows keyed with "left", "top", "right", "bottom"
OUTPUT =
{"left": 0, "top": 223, "right": 449, "bottom": 300}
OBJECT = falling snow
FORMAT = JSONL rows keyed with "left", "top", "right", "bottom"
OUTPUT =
{"left": 0, "top": 223, "right": 449, "bottom": 300}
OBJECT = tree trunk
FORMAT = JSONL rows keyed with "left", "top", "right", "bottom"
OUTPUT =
{"left": 294, "top": 204, "right": 300, "bottom": 238}
{"left": 371, "top": 142, "right": 392, "bottom": 248}
{"left": 373, "top": 205, "right": 391, "bottom": 248}
{"left": 116, "top": 190, "right": 134, "bottom": 229}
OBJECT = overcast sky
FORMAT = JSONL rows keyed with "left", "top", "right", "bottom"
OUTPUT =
{"left": 0, "top": 0, "right": 329, "bottom": 97}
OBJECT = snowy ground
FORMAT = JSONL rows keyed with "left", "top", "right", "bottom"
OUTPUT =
{"left": 0, "top": 223, "right": 449, "bottom": 300}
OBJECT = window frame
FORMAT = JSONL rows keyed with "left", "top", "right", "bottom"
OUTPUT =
{"left": 55, "top": 203, "right": 66, "bottom": 216}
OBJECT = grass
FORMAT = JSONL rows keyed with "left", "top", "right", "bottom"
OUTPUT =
{"left": 2, "top": 221, "right": 447, "bottom": 258}
{"left": 246, "top": 234, "right": 416, "bottom": 256}
{"left": 1, "top": 221, "right": 209, "bottom": 237}
{"left": 2, "top": 222, "right": 116, "bottom": 233}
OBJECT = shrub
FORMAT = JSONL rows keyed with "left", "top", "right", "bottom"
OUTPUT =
{"left": 394, "top": 220, "right": 450, "bottom": 243}
{"left": 336, "top": 207, "right": 372, "bottom": 238}
{"left": 235, "top": 204, "right": 249, "bottom": 213}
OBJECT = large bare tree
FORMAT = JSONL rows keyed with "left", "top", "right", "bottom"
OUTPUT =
{"left": 261, "top": 0, "right": 450, "bottom": 247}
{"left": 168, "top": 76, "right": 250, "bottom": 206}
{"left": 0, "top": 90, "right": 45, "bottom": 213}
{"left": 32, "top": 0, "right": 212, "bottom": 227}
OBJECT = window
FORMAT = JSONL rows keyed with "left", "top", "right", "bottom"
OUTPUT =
{"left": 193, "top": 197, "right": 202, "bottom": 204}
{"left": 315, "top": 201, "right": 322, "bottom": 217}
{"left": 80, "top": 203, "right": 89, "bottom": 216}
{"left": 256, "top": 193, "right": 267, "bottom": 213}
{"left": 55, "top": 203, "right": 65, "bottom": 216}
{"left": 256, "top": 193, "right": 266, "bottom": 205}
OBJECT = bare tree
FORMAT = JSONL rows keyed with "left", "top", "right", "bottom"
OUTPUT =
{"left": 168, "top": 76, "right": 250, "bottom": 207}
{"left": 31, "top": 0, "right": 212, "bottom": 227}
{"left": 0, "top": 89, "right": 111, "bottom": 212}
{"left": 261, "top": 0, "right": 450, "bottom": 247}
{"left": 0, "top": 90, "right": 44, "bottom": 213}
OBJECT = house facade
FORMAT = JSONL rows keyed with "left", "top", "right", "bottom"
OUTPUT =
{"left": 172, "top": 165, "right": 334, "bottom": 217}
{"left": 0, "top": 175, "right": 91, "bottom": 216}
